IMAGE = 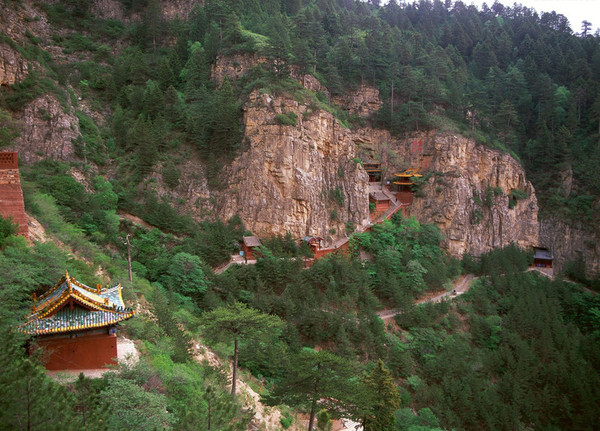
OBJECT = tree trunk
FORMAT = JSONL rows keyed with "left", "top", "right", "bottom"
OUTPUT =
{"left": 390, "top": 80, "right": 394, "bottom": 115}
{"left": 307, "top": 398, "right": 317, "bottom": 431}
{"left": 207, "top": 398, "right": 211, "bottom": 430}
{"left": 126, "top": 234, "right": 133, "bottom": 282}
{"left": 231, "top": 338, "right": 238, "bottom": 396}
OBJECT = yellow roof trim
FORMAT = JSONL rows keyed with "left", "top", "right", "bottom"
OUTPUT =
{"left": 395, "top": 168, "right": 423, "bottom": 178}
{"left": 24, "top": 311, "right": 135, "bottom": 335}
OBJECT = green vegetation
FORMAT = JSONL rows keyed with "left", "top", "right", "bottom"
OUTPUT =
{"left": 392, "top": 246, "right": 600, "bottom": 430}
{"left": 201, "top": 302, "right": 284, "bottom": 395}
{"left": 508, "top": 188, "right": 528, "bottom": 208}
{"left": 2, "top": 181, "right": 599, "bottom": 430}
{"left": 274, "top": 111, "right": 298, "bottom": 126}
{"left": 1, "top": 0, "right": 600, "bottom": 429}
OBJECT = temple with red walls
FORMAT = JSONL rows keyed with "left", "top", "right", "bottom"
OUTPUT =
{"left": 0, "top": 152, "right": 28, "bottom": 238}
{"left": 533, "top": 247, "right": 553, "bottom": 269}
{"left": 20, "top": 272, "right": 134, "bottom": 370}
{"left": 369, "top": 190, "right": 391, "bottom": 221}
{"left": 363, "top": 162, "right": 382, "bottom": 183}
{"left": 242, "top": 235, "right": 262, "bottom": 260}
{"left": 391, "top": 168, "right": 423, "bottom": 205}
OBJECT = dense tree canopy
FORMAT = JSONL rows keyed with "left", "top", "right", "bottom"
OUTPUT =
{"left": 0, "top": 0, "right": 599, "bottom": 429}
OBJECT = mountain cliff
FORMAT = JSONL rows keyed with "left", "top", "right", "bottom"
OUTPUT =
{"left": 394, "top": 132, "right": 539, "bottom": 256}
{"left": 0, "top": 0, "right": 597, "bottom": 273}
{"left": 218, "top": 89, "right": 370, "bottom": 241}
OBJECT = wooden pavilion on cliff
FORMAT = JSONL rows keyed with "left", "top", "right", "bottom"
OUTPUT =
{"left": 363, "top": 162, "right": 382, "bottom": 183}
{"left": 391, "top": 168, "right": 423, "bottom": 204}
{"left": 20, "top": 271, "right": 134, "bottom": 371}
{"left": 369, "top": 190, "right": 391, "bottom": 221}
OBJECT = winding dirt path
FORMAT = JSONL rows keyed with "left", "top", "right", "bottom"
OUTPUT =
{"left": 377, "top": 274, "right": 476, "bottom": 321}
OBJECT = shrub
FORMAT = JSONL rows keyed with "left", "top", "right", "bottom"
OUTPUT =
{"left": 274, "top": 111, "right": 297, "bottom": 126}
{"left": 0, "top": 216, "right": 18, "bottom": 247}
{"left": 508, "top": 189, "right": 528, "bottom": 209}
{"left": 161, "top": 163, "right": 180, "bottom": 189}
{"left": 280, "top": 413, "right": 293, "bottom": 429}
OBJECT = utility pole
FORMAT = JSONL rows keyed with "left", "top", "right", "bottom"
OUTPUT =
{"left": 126, "top": 233, "right": 132, "bottom": 283}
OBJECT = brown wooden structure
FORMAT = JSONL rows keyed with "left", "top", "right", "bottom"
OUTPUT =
{"left": 533, "top": 247, "right": 553, "bottom": 268}
{"left": 0, "top": 152, "right": 28, "bottom": 238}
{"left": 21, "top": 272, "right": 134, "bottom": 370}
{"left": 363, "top": 162, "right": 382, "bottom": 183}
{"left": 391, "top": 168, "right": 423, "bottom": 205}
{"left": 242, "top": 236, "right": 261, "bottom": 260}
{"left": 369, "top": 190, "right": 391, "bottom": 221}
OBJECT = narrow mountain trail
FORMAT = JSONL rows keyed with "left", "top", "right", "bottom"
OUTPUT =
{"left": 377, "top": 274, "right": 476, "bottom": 321}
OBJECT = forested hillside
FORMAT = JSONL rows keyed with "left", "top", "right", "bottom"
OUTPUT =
{"left": 1, "top": 0, "right": 600, "bottom": 430}
{"left": 2, "top": 0, "right": 599, "bottom": 220}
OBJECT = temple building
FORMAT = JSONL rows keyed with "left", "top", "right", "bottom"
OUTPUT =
{"left": 242, "top": 235, "right": 262, "bottom": 260}
{"left": 392, "top": 168, "right": 423, "bottom": 204}
{"left": 369, "top": 190, "right": 391, "bottom": 221}
{"left": 533, "top": 247, "right": 553, "bottom": 269}
{"left": 363, "top": 162, "right": 382, "bottom": 183}
{"left": 20, "top": 271, "right": 134, "bottom": 371}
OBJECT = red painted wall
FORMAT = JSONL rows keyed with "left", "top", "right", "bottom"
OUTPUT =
{"left": 533, "top": 259, "right": 553, "bottom": 268}
{"left": 375, "top": 200, "right": 390, "bottom": 212}
{"left": 243, "top": 244, "right": 261, "bottom": 260}
{"left": 0, "top": 152, "right": 28, "bottom": 238}
{"left": 33, "top": 333, "right": 118, "bottom": 370}
{"left": 396, "top": 191, "right": 414, "bottom": 205}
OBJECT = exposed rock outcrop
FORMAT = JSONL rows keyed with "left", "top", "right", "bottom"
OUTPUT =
{"left": 333, "top": 84, "right": 381, "bottom": 117}
{"left": 391, "top": 133, "right": 539, "bottom": 256}
{"left": 211, "top": 53, "right": 263, "bottom": 85}
{"left": 216, "top": 90, "right": 371, "bottom": 242}
{"left": 92, "top": 0, "right": 199, "bottom": 22}
{"left": 539, "top": 218, "right": 600, "bottom": 276}
{"left": 12, "top": 94, "right": 80, "bottom": 164}
{"left": 0, "top": 43, "right": 29, "bottom": 87}
{"left": 92, "top": 0, "right": 127, "bottom": 21}
{"left": 185, "top": 63, "right": 541, "bottom": 255}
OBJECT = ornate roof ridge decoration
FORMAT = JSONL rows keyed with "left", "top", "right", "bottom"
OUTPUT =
{"left": 20, "top": 272, "right": 134, "bottom": 335}
{"left": 395, "top": 168, "right": 423, "bottom": 177}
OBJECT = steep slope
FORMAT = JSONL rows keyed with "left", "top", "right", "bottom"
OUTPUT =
{"left": 217, "top": 90, "right": 370, "bottom": 241}
{"left": 204, "top": 76, "right": 539, "bottom": 256}
{"left": 0, "top": 0, "right": 588, "bottom": 269}
{"left": 393, "top": 132, "right": 539, "bottom": 256}
{"left": 540, "top": 218, "right": 600, "bottom": 275}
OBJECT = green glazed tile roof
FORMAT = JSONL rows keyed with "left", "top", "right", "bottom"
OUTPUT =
{"left": 20, "top": 271, "right": 134, "bottom": 335}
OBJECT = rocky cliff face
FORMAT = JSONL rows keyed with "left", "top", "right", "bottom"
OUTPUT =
{"left": 0, "top": 43, "right": 29, "bottom": 88}
{"left": 12, "top": 94, "right": 80, "bottom": 163}
{"left": 216, "top": 90, "right": 371, "bottom": 242}
{"left": 539, "top": 218, "right": 600, "bottom": 276}
{"left": 91, "top": 0, "right": 199, "bottom": 22}
{"left": 0, "top": 1, "right": 83, "bottom": 163}
{"left": 0, "top": 1, "right": 545, "bottom": 262}
{"left": 194, "top": 80, "right": 539, "bottom": 257}
{"left": 390, "top": 132, "right": 539, "bottom": 256}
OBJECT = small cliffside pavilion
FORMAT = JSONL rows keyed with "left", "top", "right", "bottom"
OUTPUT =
{"left": 533, "top": 247, "right": 553, "bottom": 269}
{"left": 392, "top": 168, "right": 422, "bottom": 204}
{"left": 20, "top": 271, "right": 134, "bottom": 370}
